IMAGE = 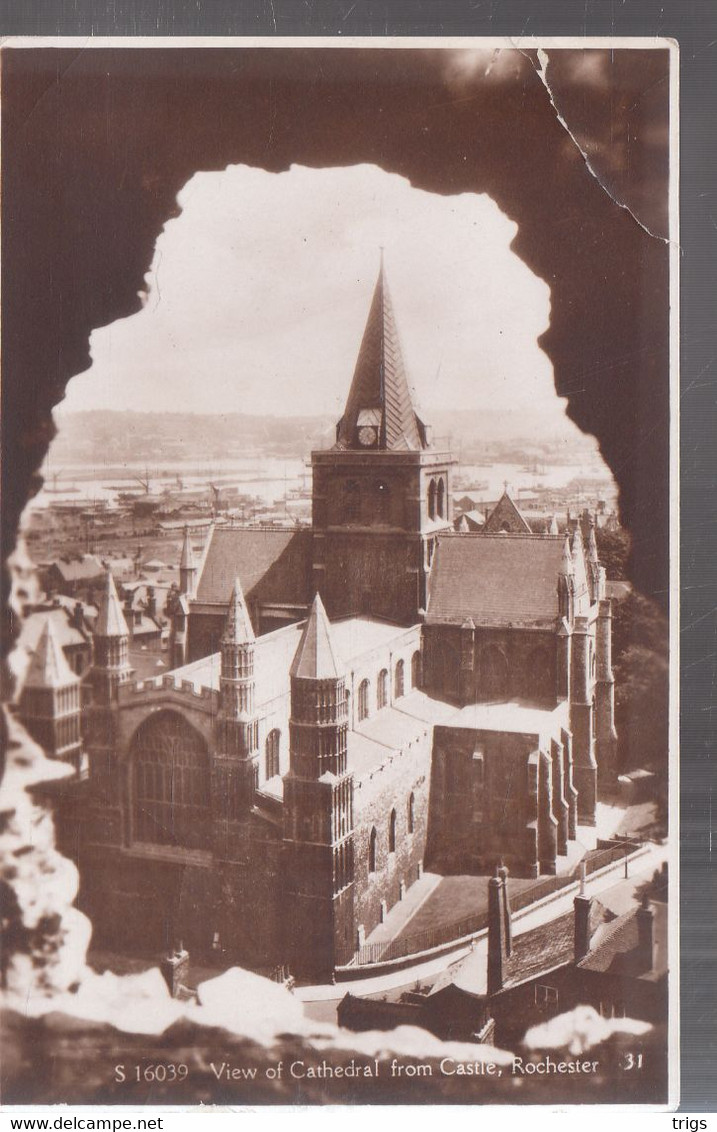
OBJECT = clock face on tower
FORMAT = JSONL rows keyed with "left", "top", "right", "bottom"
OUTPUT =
{"left": 358, "top": 425, "right": 377, "bottom": 447}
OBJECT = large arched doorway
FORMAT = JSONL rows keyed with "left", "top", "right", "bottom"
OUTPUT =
{"left": 131, "top": 710, "right": 211, "bottom": 850}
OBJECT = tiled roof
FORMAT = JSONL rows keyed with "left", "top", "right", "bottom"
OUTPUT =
{"left": 504, "top": 899, "right": 612, "bottom": 988}
{"left": 20, "top": 607, "right": 88, "bottom": 653}
{"left": 194, "top": 526, "right": 313, "bottom": 606}
{"left": 335, "top": 263, "right": 427, "bottom": 452}
{"left": 578, "top": 902, "right": 667, "bottom": 979}
{"left": 426, "top": 534, "right": 566, "bottom": 627}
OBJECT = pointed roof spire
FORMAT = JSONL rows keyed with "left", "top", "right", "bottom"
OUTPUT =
{"left": 335, "top": 259, "right": 427, "bottom": 452}
{"left": 559, "top": 533, "right": 574, "bottom": 576}
{"left": 22, "top": 617, "right": 79, "bottom": 690}
{"left": 180, "top": 525, "right": 195, "bottom": 571}
{"left": 290, "top": 594, "right": 343, "bottom": 680}
{"left": 222, "top": 577, "right": 255, "bottom": 644}
{"left": 95, "top": 570, "right": 130, "bottom": 638}
{"left": 549, "top": 514, "right": 559, "bottom": 536}
{"left": 587, "top": 521, "right": 599, "bottom": 563}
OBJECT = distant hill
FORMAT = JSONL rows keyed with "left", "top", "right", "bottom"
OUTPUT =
{"left": 48, "top": 408, "right": 597, "bottom": 468}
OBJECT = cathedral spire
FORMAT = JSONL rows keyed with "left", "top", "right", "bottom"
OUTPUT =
{"left": 222, "top": 576, "right": 255, "bottom": 645}
{"left": 95, "top": 569, "right": 130, "bottom": 638}
{"left": 291, "top": 594, "right": 343, "bottom": 680}
{"left": 23, "top": 617, "right": 79, "bottom": 691}
{"left": 335, "top": 260, "right": 427, "bottom": 452}
{"left": 179, "top": 526, "right": 197, "bottom": 596}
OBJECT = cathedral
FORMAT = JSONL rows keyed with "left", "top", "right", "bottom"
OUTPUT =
{"left": 31, "top": 263, "right": 618, "bottom": 981}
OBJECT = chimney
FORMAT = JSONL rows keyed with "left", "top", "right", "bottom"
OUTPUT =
{"left": 146, "top": 586, "right": 157, "bottom": 618}
{"left": 574, "top": 862, "right": 592, "bottom": 962}
{"left": 72, "top": 601, "right": 85, "bottom": 631}
{"left": 497, "top": 862, "right": 513, "bottom": 956}
{"left": 487, "top": 866, "right": 510, "bottom": 995}
{"left": 636, "top": 895, "right": 655, "bottom": 972}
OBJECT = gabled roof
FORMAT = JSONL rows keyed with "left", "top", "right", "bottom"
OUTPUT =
{"left": 335, "top": 262, "right": 427, "bottom": 452}
{"left": 578, "top": 902, "right": 667, "bottom": 980}
{"left": 194, "top": 527, "right": 313, "bottom": 607}
{"left": 290, "top": 594, "right": 343, "bottom": 680}
{"left": 426, "top": 534, "right": 566, "bottom": 627}
{"left": 482, "top": 491, "right": 532, "bottom": 535}
{"left": 95, "top": 570, "right": 130, "bottom": 638}
{"left": 21, "top": 617, "right": 79, "bottom": 690}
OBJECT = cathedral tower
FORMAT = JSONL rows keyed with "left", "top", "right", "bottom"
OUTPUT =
{"left": 311, "top": 259, "right": 456, "bottom": 624}
{"left": 283, "top": 594, "right": 355, "bottom": 978}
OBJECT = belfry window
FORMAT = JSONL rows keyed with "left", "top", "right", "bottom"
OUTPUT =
{"left": 428, "top": 478, "right": 437, "bottom": 520}
{"left": 131, "top": 710, "right": 210, "bottom": 850}
{"left": 394, "top": 658, "right": 405, "bottom": 699}
{"left": 265, "top": 728, "right": 281, "bottom": 779}
{"left": 358, "top": 679, "right": 370, "bottom": 722}
{"left": 436, "top": 477, "right": 445, "bottom": 519}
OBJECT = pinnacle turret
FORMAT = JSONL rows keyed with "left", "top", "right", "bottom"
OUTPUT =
{"left": 95, "top": 570, "right": 130, "bottom": 638}
{"left": 222, "top": 577, "right": 255, "bottom": 645}
{"left": 22, "top": 617, "right": 79, "bottom": 691}
{"left": 290, "top": 594, "right": 343, "bottom": 680}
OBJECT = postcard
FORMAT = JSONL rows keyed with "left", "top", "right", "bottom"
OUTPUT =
{"left": 1, "top": 37, "right": 677, "bottom": 1110}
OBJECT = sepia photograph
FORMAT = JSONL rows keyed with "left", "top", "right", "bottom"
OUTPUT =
{"left": 1, "top": 38, "right": 676, "bottom": 1109}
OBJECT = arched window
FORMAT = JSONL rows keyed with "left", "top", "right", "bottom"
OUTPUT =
{"left": 410, "top": 650, "right": 421, "bottom": 689}
{"left": 407, "top": 792, "right": 415, "bottom": 834}
{"left": 428, "top": 478, "right": 437, "bottom": 520}
{"left": 592, "top": 696, "right": 597, "bottom": 738}
{"left": 436, "top": 477, "right": 445, "bottom": 519}
{"left": 389, "top": 809, "right": 397, "bottom": 853}
{"left": 377, "top": 668, "right": 388, "bottom": 709}
{"left": 375, "top": 480, "right": 390, "bottom": 522}
{"left": 358, "top": 679, "right": 370, "bottom": 722}
{"left": 590, "top": 643, "right": 596, "bottom": 680}
{"left": 344, "top": 479, "right": 360, "bottom": 523}
{"left": 265, "top": 728, "right": 281, "bottom": 779}
{"left": 394, "top": 658, "right": 405, "bottom": 699}
{"left": 369, "top": 827, "right": 377, "bottom": 873}
{"left": 131, "top": 710, "right": 210, "bottom": 850}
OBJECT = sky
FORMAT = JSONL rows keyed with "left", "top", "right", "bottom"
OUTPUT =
{"left": 58, "top": 162, "right": 566, "bottom": 426}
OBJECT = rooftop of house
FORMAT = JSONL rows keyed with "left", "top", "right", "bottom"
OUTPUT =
{"left": 426, "top": 533, "right": 570, "bottom": 628}
{"left": 48, "top": 554, "right": 105, "bottom": 582}
{"left": 578, "top": 900, "right": 668, "bottom": 982}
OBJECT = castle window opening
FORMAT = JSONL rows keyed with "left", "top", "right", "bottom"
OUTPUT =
{"left": 407, "top": 792, "right": 415, "bottom": 833}
{"left": 389, "top": 808, "right": 397, "bottom": 853}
